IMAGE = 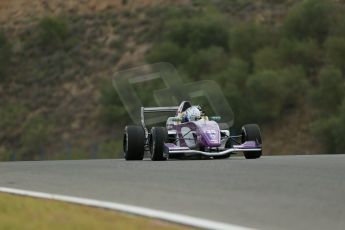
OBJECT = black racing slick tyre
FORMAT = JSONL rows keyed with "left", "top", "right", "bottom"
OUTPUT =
{"left": 150, "top": 127, "right": 168, "bottom": 161}
{"left": 242, "top": 124, "right": 262, "bottom": 159}
{"left": 123, "top": 125, "right": 145, "bottom": 161}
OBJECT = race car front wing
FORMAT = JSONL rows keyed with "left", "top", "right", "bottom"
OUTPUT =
{"left": 164, "top": 141, "right": 261, "bottom": 157}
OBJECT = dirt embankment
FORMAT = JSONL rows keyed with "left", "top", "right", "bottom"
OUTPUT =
{"left": 0, "top": 0, "right": 322, "bottom": 158}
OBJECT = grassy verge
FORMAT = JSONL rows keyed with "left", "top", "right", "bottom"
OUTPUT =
{"left": 0, "top": 193, "right": 190, "bottom": 230}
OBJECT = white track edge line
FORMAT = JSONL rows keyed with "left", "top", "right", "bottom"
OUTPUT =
{"left": 0, "top": 187, "right": 255, "bottom": 230}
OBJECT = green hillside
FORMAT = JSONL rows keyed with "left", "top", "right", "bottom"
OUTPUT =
{"left": 1, "top": 0, "right": 345, "bottom": 160}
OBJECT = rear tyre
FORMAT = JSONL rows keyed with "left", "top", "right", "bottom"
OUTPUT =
{"left": 150, "top": 127, "right": 168, "bottom": 161}
{"left": 123, "top": 125, "right": 145, "bottom": 161}
{"left": 242, "top": 124, "right": 262, "bottom": 159}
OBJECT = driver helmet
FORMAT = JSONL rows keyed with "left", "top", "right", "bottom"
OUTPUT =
{"left": 185, "top": 106, "right": 201, "bottom": 121}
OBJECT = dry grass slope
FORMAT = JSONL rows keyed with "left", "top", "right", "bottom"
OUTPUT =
{"left": 0, "top": 192, "right": 191, "bottom": 230}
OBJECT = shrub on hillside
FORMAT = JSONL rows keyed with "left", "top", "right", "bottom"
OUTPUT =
{"left": 185, "top": 46, "right": 228, "bottom": 79}
{"left": 246, "top": 70, "right": 286, "bottom": 122}
{"left": 0, "top": 148, "right": 12, "bottom": 161}
{"left": 20, "top": 117, "right": 54, "bottom": 160}
{"left": 99, "top": 81, "right": 129, "bottom": 125}
{"left": 0, "top": 32, "right": 11, "bottom": 81}
{"left": 254, "top": 46, "right": 282, "bottom": 71}
{"left": 165, "top": 16, "right": 229, "bottom": 51}
{"left": 331, "top": 102, "right": 345, "bottom": 153}
{"left": 0, "top": 104, "right": 28, "bottom": 131}
{"left": 311, "top": 115, "right": 338, "bottom": 153}
{"left": 209, "top": 57, "right": 249, "bottom": 90}
{"left": 325, "top": 37, "right": 345, "bottom": 73}
{"left": 98, "top": 139, "right": 122, "bottom": 158}
{"left": 279, "top": 66, "right": 309, "bottom": 107}
{"left": 311, "top": 101, "right": 345, "bottom": 154}
{"left": 223, "top": 83, "right": 251, "bottom": 128}
{"left": 230, "top": 23, "right": 276, "bottom": 64}
{"left": 207, "top": 58, "right": 251, "bottom": 127}
{"left": 330, "top": 12, "right": 345, "bottom": 37}
{"left": 101, "top": 105, "right": 129, "bottom": 126}
{"left": 310, "top": 66, "right": 344, "bottom": 113}
{"left": 278, "top": 38, "right": 321, "bottom": 75}
{"left": 38, "top": 17, "right": 70, "bottom": 51}
{"left": 283, "top": 0, "right": 334, "bottom": 43}
{"left": 147, "top": 41, "right": 190, "bottom": 66}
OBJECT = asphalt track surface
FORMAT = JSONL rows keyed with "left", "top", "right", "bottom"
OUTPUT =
{"left": 0, "top": 155, "right": 345, "bottom": 230}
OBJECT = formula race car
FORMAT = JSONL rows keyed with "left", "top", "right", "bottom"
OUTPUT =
{"left": 123, "top": 101, "right": 262, "bottom": 161}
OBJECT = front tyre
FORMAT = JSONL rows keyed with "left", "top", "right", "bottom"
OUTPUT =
{"left": 150, "top": 127, "right": 168, "bottom": 161}
{"left": 242, "top": 124, "right": 262, "bottom": 159}
{"left": 123, "top": 125, "right": 145, "bottom": 161}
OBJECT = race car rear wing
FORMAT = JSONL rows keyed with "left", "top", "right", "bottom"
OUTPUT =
{"left": 141, "top": 106, "right": 179, "bottom": 138}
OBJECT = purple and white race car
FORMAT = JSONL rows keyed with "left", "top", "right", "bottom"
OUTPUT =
{"left": 123, "top": 101, "right": 262, "bottom": 161}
